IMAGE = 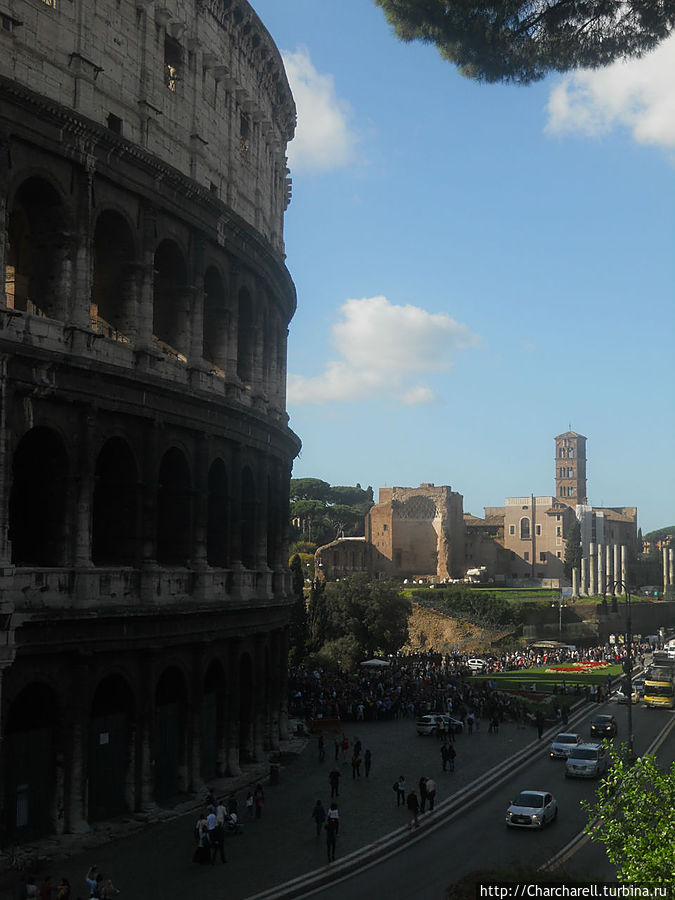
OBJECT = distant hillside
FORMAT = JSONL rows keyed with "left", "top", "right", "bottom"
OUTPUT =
{"left": 643, "top": 526, "right": 675, "bottom": 542}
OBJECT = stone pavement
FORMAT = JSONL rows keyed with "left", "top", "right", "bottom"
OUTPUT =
{"left": 1, "top": 715, "right": 548, "bottom": 900}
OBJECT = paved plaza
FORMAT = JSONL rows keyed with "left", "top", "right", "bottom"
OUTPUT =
{"left": 2, "top": 716, "right": 543, "bottom": 899}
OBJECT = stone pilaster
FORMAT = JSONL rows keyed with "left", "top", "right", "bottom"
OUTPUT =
{"left": 589, "top": 542, "right": 596, "bottom": 596}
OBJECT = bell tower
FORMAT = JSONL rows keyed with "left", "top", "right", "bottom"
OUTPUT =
{"left": 555, "top": 431, "right": 587, "bottom": 505}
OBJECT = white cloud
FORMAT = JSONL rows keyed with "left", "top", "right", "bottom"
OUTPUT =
{"left": 288, "top": 296, "right": 479, "bottom": 406}
{"left": 545, "top": 34, "right": 675, "bottom": 152}
{"left": 282, "top": 47, "right": 358, "bottom": 173}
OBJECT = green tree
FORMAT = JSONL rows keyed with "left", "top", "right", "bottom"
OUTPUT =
{"left": 331, "top": 574, "right": 411, "bottom": 658}
{"left": 288, "top": 555, "right": 308, "bottom": 663}
{"left": 290, "top": 478, "right": 332, "bottom": 503}
{"left": 374, "top": 1, "right": 674, "bottom": 84}
{"left": 307, "top": 577, "right": 328, "bottom": 651}
{"left": 582, "top": 747, "right": 675, "bottom": 883}
{"left": 564, "top": 518, "right": 582, "bottom": 578}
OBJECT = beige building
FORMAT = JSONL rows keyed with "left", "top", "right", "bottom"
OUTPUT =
{"left": 500, "top": 496, "right": 576, "bottom": 582}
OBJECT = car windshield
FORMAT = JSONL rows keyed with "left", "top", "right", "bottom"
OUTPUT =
{"left": 570, "top": 749, "right": 598, "bottom": 760}
{"left": 555, "top": 735, "right": 578, "bottom": 744}
{"left": 593, "top": 717, "right": 612, "bottom": 724}
{"left": 515, "top": 793, "right": 543, "bottom": 807}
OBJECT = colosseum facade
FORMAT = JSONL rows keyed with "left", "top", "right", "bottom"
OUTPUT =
{"left": 0, "top": 0, "right": 300, "bottom": 841}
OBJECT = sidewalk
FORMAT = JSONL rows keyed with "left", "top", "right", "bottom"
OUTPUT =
{"left": 1, "top": 717, "right": 543, "bottom": 900}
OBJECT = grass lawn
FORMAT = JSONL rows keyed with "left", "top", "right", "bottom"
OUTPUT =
{"left": 470, "top": 662, "right": 622, "bottom": 690}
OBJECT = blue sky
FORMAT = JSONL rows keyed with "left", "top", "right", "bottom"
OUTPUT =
{"left": 251, "top": 0, "right": 674, "bottom": 534}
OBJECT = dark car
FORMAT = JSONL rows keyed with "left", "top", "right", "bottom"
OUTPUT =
{"left": 590, "top": 714, "right": 617, "bottom": 738}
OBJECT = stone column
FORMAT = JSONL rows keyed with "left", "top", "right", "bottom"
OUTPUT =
{"left": 226, "top": 639, "right": 241, "bottom": 776}
{"left": 621, "top": 545, "right": 627, "bottom": 591}
{"left": 278, "top": 626, "right": 290, "bottom": 740}
{"left": 253, "top": 635, "right": 266, "bottom": 759}
{"left": 597, "top": 543, "right": 605, "bottom": 596}
{"left": 138, "top": 653, "right": 156, "bottom": 811}
{"left": 0, "top": 356, "right": 11, "bottom": 566}
{"left": 0, "top": 131, "right": 9, "bottom": 307}
{"left": 186, "top": 649, "right": 203, "bottom": 795}
{"left": 63, "top": 664, "right": 90, "bottom": 834}
{"left": 572, "top": 567, "right": 578, "bottom": 598}
{"left": 664, "top": 547, "right": 669, "bottom": 594}
{"left": 606, "top": 544, "right": 613, "bottom": 591}
{"left": 613, "top": 544, "right": 620, "bottom": 592}
{"left": 669, "top": 548, "right": 674, "bottom": 587}
{"left": 580, "top": 556, "right": 587, "bottom": 596}
{"left": 70, "top": 158, "right": 96, "bottom": 331}
{"left": 589, "top": 543, "right": 596, "bottom": 596}
{"left": 135, "top": 204, "right": 157, "bottom": 356}
{"left": 268, "top": 630, "right": 281, "bottom": 749}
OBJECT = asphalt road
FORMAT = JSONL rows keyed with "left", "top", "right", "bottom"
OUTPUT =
{"left": 296, "top": 702, "right": 675, "bottom": 900}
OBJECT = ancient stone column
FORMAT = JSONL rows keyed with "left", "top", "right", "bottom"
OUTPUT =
{"left": 572, "top": 567, "right": 578, "bottom": 598}
{"left": 664, "top": 547, "right": 669, "bottom": 594}
{"left": 621, "top": 545, "right": 627, "bottom": 591}
{"left": 580, "top": 556, "right": 587, "bottom": 596}
{"left": 589, "top": 543, "right": 597, "bottom": 595}
{"left": 226, "top": 639, "right": 241, "bottom": 776}
{"left": 606, "top": 544, "right": 613, "bottom": 591}
{"left": 613, "top": 544, "right": 620, "bottom": 591}
{"left": 597, "top": 543, "right": 605, "bottom": 596}
{"left": 669, "top": 548, "right": 674, "bottom": 587}
{"left": 253, "top": 635, "right": 266, "bottom": 759}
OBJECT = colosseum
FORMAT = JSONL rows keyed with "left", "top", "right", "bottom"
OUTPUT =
{"left": 0, "top": 0, "right": 300, "bottom": 841}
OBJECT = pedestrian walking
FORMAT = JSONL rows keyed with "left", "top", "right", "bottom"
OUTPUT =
{"left": 318, "top": 733, "right": 325, "bottom": 762}
{"left": 364, "top": 748, "right": 372, "bottom": 778}
{"left": 351, "top": 750, "right": 361, "bottom": 778}
{"left": 441, "top": 743, "right": 449, "bottom": 772}
{"left": 39, "top": 875, "right": 54, "bottom": 900}
{"left": 312, "top": 799, "right": 326, "bottom": 836}
{"left": 447, "top": 743, "right": 456, "bottom": 772}
{"left": 426, "top": 777, "right": 437, "bottom": 811}
{"left": 395, "top": 775, "right": 406, "bottom": 807}
{"left": 334, "top": 735, "right": 340, "bottom": 761}
{"left": 340, "top": 733, "right": 349, "bottom": 762}
{"left": 419, "top": 776, "right": 428, "bottom": 813}
{"left": 101, "top": 878, "right": 121, "bottom": 898}
{"left": 467, "top": 712, "right": 474, "bottom": 735}
{"left": 55, "top": 879, "right": 71, "bottom": 900}
{"left": 210, "top": 821, "right": 227, "bottom": 864}
{"left": 329, "top": 766, "right": 341, "bottom": 798}
{"left": 253, "top": 783, "right": 265, "bottom": 819}
{"left": 327, "top": 801, "right": 340, "bottom": 835}
{"left": 325, "top": 815, "right": 338, "bottom": 862}
{"left": 406, "top": 790, "right": 419, "bottom": 830}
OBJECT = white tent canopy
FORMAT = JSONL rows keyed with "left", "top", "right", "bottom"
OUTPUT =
{"left": 360, "top": 658, "right": 391, "bottom": 668}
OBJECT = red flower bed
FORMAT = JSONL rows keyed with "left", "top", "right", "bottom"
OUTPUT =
{"left": 545, "top": 662, "right": 611, "bottom": 674}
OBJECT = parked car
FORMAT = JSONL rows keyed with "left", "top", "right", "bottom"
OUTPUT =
{"left": 505, "top": 790, "right": 558, "bottom": 828}
{"left": 467, "top": 658, "right": 487, "bottom": 672}
{"left": 549, "top": 733, "right": 583, "bottom": 759}
{"left": 590, "top": 714, "right": 617, "bottom": 738}
{"left": 565, "top": 743, "right": 609, "bottom": 778}
{"left": 416, "top": 713, "right": 463, "bottom": 736}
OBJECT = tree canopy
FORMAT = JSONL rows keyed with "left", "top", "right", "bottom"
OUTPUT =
{"left": 289, "top": 478, "right": 375, "bottom": 546}
{"left": 374, "top": 1, "right": 675, "bottom": 84}
{"left": 582, "top": 747, "right": 675, "bottom": 883}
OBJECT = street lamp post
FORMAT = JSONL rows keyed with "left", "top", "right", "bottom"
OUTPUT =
{"left": 604, "top": 579, "right": 634, "bottom": 756}
{"left": 551, "top": 597, "right": 567, "bottom": 635}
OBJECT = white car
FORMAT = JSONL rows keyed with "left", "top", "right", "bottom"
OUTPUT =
{"left": 506, "top": 790, "right": 558, "bottom": 828}
{"left": 416, "top": 713, "right": 463, "bottom": 736}
{"left": 565, "top": 743, "right": 609, "bottom": 779}
{"left": 467, "top": 658, "right": 487, "bottom": 672}
{"left": 549, "top": 733, "right": 583, "bottom": 759}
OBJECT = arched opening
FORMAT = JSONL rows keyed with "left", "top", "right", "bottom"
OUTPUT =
{"left": 238, "top": 653, "right": 254, "bottom": 763}
{"left": 88, "top": 675, "right": 136, "bottom": 821}
{"left": 201, "top": 661, "right": 226, "bottom": 782}
{"left": 202, "top": 267, "right": 229, "bottom": 373}
{"left": 92, "top": 437, "right": 139, "bottom": 565}
{"left": 3, "top": 683, "right": 60, "bottom": 842}
{"left": 236, "top": 286, "right": 255, "bottom": 384}
{"left": 157, "top": 448, "right": 191, "bottom": 565}
{"left": 9, "top": 427, "right": 69, "bottom": 566}
{"left": 154, "top": 667, "right": 187, "bottom": 804}
{"left": 91, "top": 210, "right": 137, "bottom": 343}
{"left": 153, "top": 240, "right": 188, "bottom": 358}
{"left": 266, "top": 471, "right": 281, "bottom": 569}
{"left": 240, "top": 466, "right": 256, "bottom": 569}
{"left": 6, "top": 177, "right": 69, "bottom": 320}
{"left": 520, "top": 517, "right": 531, "bottom": 540}
{"left": 207, "top": 458, "right": 229, "bottom": 567}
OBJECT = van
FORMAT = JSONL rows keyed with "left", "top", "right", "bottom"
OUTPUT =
{"left": 565, "top": 743, "right": 609, "bottom": 779}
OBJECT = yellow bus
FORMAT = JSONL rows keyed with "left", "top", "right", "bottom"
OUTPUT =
{"left": 644, "top": 667, "right": 675, "bottom": 709}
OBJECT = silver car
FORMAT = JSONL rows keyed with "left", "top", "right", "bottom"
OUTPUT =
{"left": 565, "top": 743, "right": 609, "bottom": 778}
{"left": 506, "top": 790, "right": 558, "bottom": 828}
{"left": 549, "top": 733, "right": 583, "bottom": 759}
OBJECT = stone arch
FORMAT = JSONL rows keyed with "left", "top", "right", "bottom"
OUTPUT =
{"left": 202, "top": 266, "right": 229, "bottom": 372}
{"left": 200, "top": 659, "right": 227, "bottom": 782}
{"left": 157, "top": 447, "right": 192, "bottom": 565}
{"left": 88, "top": 674, "right": 136, "bottom": 821}
{"left": 266, "top": 468, "right": 282, "bottom": 569}
{"left": 92, "top": 437, "right": 139, "bottom": 565}
{"left": 520, "top": 517, "right": 531, "bottom": 540}
{"left": 207, "top": 457, "right": 229, "bottom": 567}
{"left": 9, "top": 427, "right": 69, "bottom": 566}
{"left": 237, "top": 285, "right": 255, "bottom": 384}
{"left": 240, "top": 465, "right": 256, "bottom": 569}
{"left": 3, "top": 682, "right": 60, "bottom": 842}
{"left": 238, "top": 652, "right": 254, "bottom": 763}
{"left": 6, "top": 175, "right": 70, "bottom": 320}
{"left": 153, "top": 240, "right": 188, "bottom": 357}
{"left": 91, "top": 209, "right": 137, "bottom": 342}
{"left": 154, "top": 666, "right": 188, "bottom": 804}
